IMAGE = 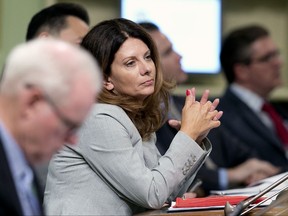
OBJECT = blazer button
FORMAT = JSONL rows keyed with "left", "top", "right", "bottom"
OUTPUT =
{"left": 193, "top": 156, "right": 197, "bottom": 162}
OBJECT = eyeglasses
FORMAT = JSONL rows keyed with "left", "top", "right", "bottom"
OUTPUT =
{"left": 43, "top": 94, "right": 80, "bottom": 138}
{"left": 25, "top": 84, "right": 80, "bottom": 138}
{"left": 249, "top": 50, "right": 280, "bottom": 64}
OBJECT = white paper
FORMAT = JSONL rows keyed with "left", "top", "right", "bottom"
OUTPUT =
{"left": 210, "top": 171, "right": 288, "bottom": 197}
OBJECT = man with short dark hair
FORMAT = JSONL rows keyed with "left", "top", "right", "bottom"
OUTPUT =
{"left": 218, "top": 25, "right": 288, "bottom": 171}
{"left": 25, "top": 2, "right": 91, "bottom": 191}
{"left": 26, "top": 2, "right": 90, "bottom": 44}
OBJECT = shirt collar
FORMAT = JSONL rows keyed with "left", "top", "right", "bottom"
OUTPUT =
{"left": 0, "top": 121, "right": 32, "bottom": 181}
{"left": 230, "top": 83, "right": 265, "bottom": 112}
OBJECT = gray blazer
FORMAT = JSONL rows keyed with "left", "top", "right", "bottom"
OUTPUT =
{"left": 44, "top": 103, "right": 211, "bottom": 215}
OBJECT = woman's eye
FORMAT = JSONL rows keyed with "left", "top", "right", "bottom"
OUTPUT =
{"left": 126, "top": 61, "right": 135, "bottom": 67}
{"left": 145, "top": 54, "right": 152, "bottom": 60}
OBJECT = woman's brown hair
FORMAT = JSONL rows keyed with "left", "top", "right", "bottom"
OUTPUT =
{"left": 81, "top": 18, "right": 174, "bottom": 140}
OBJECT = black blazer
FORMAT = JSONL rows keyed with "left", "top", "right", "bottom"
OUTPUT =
{"left": 0, "top": 139, "right": 44, "bottom": 215}
{"left": 218, "top": 88, "right": 288, "bottom": 171}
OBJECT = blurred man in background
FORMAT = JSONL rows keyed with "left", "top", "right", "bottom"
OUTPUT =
{"left": 140, "top": 22, "right": 279, "bottom": 195}
{"left": 25, "top": 2, "right": 91, "bottom": 190}
{"left": 0, "top": 38, "right": 102, "bottom": 215}
{"left": 217, "top": 24, "right": 288, "bottom": 171}
{"left": 26, "top": 2, "right": 90, "bottom": 45}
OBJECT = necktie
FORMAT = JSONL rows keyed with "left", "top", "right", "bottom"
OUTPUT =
{"left": 262, "top": 102, "right": 288, "bottom": 146}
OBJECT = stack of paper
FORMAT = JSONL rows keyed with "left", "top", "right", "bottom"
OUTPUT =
{"left": 210, "top": 171, "right": 288, "bottom": 197}
{"left": 168, "top": 171, "right": 288, "bottom": 212}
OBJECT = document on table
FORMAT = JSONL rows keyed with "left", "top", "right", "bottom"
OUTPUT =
{"left": 168, "top": 203, "right": 223, "bottom": 212}
{"left": 168, "top": 172, "right": 288, "bottom": 212}
{"left": 167, "top": 195, "right": 267, "bottom": 212}
{"left": 210, "top": 171, "right": 288, "bottom": 197}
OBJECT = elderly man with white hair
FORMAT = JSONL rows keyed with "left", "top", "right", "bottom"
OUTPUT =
{"left": 0, "top": 38, "right": 102, "bottom": 216}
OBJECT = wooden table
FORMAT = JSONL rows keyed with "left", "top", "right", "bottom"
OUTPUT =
{"left": 134, "top": 206, "right": 286, "bottom": 216}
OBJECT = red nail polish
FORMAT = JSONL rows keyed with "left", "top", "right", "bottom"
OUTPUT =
{"left": 186, "top": 89, "right": 190, "bottom": 96}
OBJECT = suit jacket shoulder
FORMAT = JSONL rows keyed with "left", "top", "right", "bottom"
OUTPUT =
{"left": 0, "top": 140, "right": 23, "bottom": 216}
{"left": 218, "top": 88, "right": 288, "bottom": 169}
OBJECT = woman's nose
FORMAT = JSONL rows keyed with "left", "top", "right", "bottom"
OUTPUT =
{"left": 139, "top": 61, "right": 152, "bottom": 75}
{"left": 175, "top": 51, "right": 182, "bottom": 60}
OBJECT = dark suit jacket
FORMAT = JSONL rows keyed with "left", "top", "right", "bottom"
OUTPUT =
{"left": 0, "top": 138, "right": 44, "bottom": 215}
{"left": 218, "top": 88, "right": 288, "bottom": 171}
{"left": 156, "top": 95, "right": 256, "bottom": 194}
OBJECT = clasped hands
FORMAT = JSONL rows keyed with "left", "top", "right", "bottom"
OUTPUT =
{"left": 169, "top": 88, "right": 223, "bottom": 144}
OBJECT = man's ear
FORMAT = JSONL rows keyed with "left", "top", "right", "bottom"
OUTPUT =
{"left": 24, "top": 88, "right": 45, "bottom": 117}
{"left": 24, "top": 85, "right": 43, "bottom": 106}
{"left": 20, "top": 86, "right": 43, "bottom": 120}
{"left": 103, "top": 78, "right": 114, "bottom": 91}
{"left": 234, "top": 63, "right": 250, "bottom": 82}
{"left": 37, "top": 32, "right": 50, "bottom": 39}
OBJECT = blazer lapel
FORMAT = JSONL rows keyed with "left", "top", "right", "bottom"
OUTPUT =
{"left": 222, "top": 89, "right": 284, "bottom": 151}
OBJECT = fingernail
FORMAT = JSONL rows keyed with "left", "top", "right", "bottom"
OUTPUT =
{"left": 186, "top": 89, "right": 190, "bottom": 96}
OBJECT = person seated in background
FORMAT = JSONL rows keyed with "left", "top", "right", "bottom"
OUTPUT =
{"left": 25, "top": 2, "right": 91, "bottom": 191}
{"left": 217, "top": 24, "right": 288, "bottom": 172}
{"left": 139, "top": 22, "right": 280, "bottom": 195}
{"left": 0, "top": 39, "right": 102, "bottom": 216}
{"left": 26, "top": 2, "right": 90, "bottom": 44}
{"left": 44, "top": 18, "right": 223, "bottom": 215}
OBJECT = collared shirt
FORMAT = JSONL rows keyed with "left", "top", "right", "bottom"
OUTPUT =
{"left": 230, "top": 83, "right": 274, "bottom": 130}
{"left": 0, "top": 122, "right": 41, "bottom": 216}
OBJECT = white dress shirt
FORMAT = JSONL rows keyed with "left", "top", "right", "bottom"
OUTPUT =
{"left": 230, "top": 83, "right": 274, "bottom": 130}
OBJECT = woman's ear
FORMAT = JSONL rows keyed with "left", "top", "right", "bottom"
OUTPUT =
{"left": 103, "top": 77, "right": 114, "bottom": 91}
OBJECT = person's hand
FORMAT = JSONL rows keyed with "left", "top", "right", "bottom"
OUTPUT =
{"left": 182, "top": 192, "right": 197, "bottom": 199}
{"left": 196, "top": 89, "right": 223, "bottom": 143}
{"left": 244, "top": 160, "right": 280, "bottom": 185}
{"left": 167, "top": 119, "right": 181, "bottom": 131}
{"left": 227, "top": 158, "right": 280, "bottom": 185}
{"left": 179, "top": 88, "right": 222, "bottom": 142}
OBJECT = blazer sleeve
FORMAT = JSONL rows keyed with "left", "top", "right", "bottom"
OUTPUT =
{"left": 74, "top": 105, "right": 211, "bottom": 209}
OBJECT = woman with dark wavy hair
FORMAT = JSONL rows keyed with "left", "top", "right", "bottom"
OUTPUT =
{"left": 44, "top": 18, "right": 222, "bottom": 215}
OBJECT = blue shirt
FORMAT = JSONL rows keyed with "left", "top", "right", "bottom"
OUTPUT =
{"left": 1, "top": 122, "right": 41, "bottom": 215}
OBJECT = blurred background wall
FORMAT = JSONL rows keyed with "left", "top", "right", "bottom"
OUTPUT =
{"left": 1, "top": 0, "right": 288, "bottom": 99}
